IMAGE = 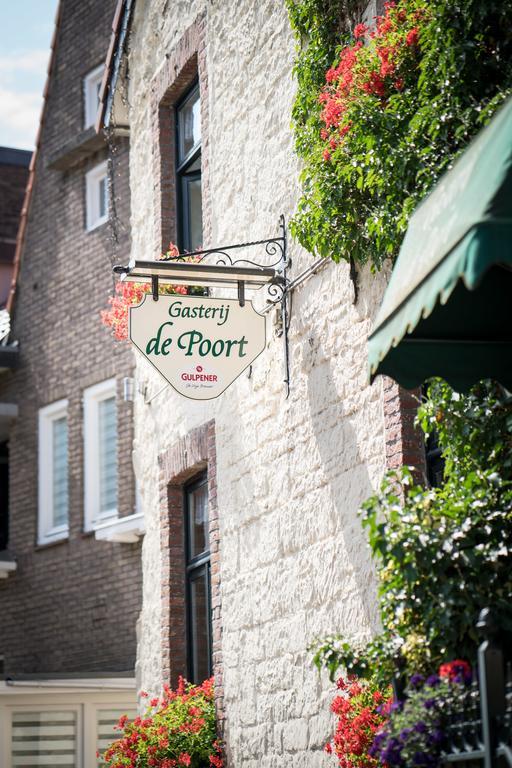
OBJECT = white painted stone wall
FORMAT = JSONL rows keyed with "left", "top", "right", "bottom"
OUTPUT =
{"left": 126, "top": 1, "right": 390, "bottom": 764}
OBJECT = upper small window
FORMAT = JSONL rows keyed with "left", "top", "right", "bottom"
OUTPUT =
{"left": 84, "top": 378, "right": 118, "bottom": 530}
{"left": 176, "top": 84, "right": 202, "bottom": 251}
{"left": 38, "top": 399, "right": 69, "bottom": 545}
{"left": 86, "top": 161, "right": 108, "bottom": 231}
{"left": 84, "top": 64, "right": 104, "bottom": 128}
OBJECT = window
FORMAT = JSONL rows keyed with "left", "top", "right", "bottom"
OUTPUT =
{"left": 176, "top": 84, "right": 202, "bottom": 251}
{"left": 38, "top": 399, "right": 69, "bottom": 545}
{"left": 185, "top": 474, "right": 212, "bottom": 683}
{"left": 84, "top": 64, "right": 104, "bottom": 128}
{"left": 2, "top": 700, "right": 137, "bottom": 768}
{"left": 84, "top": 379, "right": 118, "bottom": 530}
{"left": 85, "top": 161, "right": 108, "bottom": 231}
{"left": 96, "top": 707, "right": 137, "bottom": 766}
{"left": 11, "top": 710, "right": 78, "bottom": 767}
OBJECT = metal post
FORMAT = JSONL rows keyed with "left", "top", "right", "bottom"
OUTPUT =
{"left": 278, "top": 214, "right": 290, "bottom": 399}
{"left": 477, "top": 608, "right": 506, "bottom": 768}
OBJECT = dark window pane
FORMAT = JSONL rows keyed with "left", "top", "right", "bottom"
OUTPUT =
{"left": 187, "top": 177, "right": 203, "bottom": 251}
{"left": 178, "top": 88, "right": 201, "bottom": 162}
{"left": 189, "top": 567, "right": 210, "bottom": 683}
{"left": 425, "top": 430, "right": 445, "bottom": 488}
{"left": 187, "top": 479, "right": 208, "bottom": 560}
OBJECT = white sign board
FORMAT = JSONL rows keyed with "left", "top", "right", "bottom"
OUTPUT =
{"left": 129, "top": 294, "right": 266, "bottom": 400}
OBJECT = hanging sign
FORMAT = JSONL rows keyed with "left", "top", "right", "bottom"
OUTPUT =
{"left": 129, "top": 294, "right": 266, "bottom": 400}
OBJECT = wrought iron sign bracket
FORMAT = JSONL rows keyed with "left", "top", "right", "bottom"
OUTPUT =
{"left": 113, "top": 215, "right": 291, "bottom": 397}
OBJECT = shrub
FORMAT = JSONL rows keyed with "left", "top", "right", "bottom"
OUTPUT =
{"left": 101, "top": 678, "right": 223, "bottom": 768}
{"left": 311, "top": 380, "right": 512, "bottom": 681}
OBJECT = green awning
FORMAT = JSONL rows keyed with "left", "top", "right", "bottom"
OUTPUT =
{"left": 368, "top": 96, "right": 512, "bottom": 392}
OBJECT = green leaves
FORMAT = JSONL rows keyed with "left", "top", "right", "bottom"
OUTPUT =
{"left": 287, "top": 0, "right": 512, "bottom": 267}
{"left": 311, "top": 380, "right": 512, "bottom": 684}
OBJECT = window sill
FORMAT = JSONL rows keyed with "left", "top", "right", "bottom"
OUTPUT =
{"left": 93, "top": 512, "right": 145, "bottom": 543}
{"left": 35, "top": 536, "right": 69, "bottom": 551}
{"left": 0, "top": 553, "right": 16, "bottom": 578}
{"left": 86, "top": 215, "right": 109, "bottom": 233}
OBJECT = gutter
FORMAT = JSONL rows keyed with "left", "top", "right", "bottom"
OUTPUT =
{"left": 96, "top": 0, "right": 136, "bottom": 133}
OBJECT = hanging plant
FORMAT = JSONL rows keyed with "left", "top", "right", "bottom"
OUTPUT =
{"left": 101, "top": 244, "right": 197, "bottom": 341}
{"left": 287, "top": 0, "right": 512, "bottom": 268}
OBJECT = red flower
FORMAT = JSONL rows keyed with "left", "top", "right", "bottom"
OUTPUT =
{"left": 406, "top": 28, "right": 419, "bottom": 46}
{"left": 394, "top": 78, "right": 404, "bottom": 90}
{"left": 323, "top": 149, "right": 332, "bottom": 162}
{"left": 439, "top": 659, "right": 472, "bottom": 682}
{"left": 179, "top": 754, "right": 191, "bottom": 766}
{"left": 353, "top": 23, "right": 368, "bottom": 39}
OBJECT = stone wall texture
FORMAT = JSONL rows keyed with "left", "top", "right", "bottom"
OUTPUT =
{"left": 0, "top": 0, "right": 142, "bottom": 675}
{"left": 125, "top": 0, "right": 410, "bottom": 764}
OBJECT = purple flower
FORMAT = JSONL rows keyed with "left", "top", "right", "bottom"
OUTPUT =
{"left": 426, "top": 674, "right": 440, "bottom": 688}
{"left": 410, "top": 674, "right": 425, "bottom": 689}
{"left": 370, "top": 731, "right": 388, "bottom": 757}
{"left": 381, "top": 739, "right": 404, "bottom": 768}
{"left": 413, "top": 751, "right": 436, "bottom": 767}
{"left": 423, "top": 698, "right": 436, "bottom": 710}
{"left": 399, "top": 727, "right": 413, "bottom": 740}
{"left": 414, "top": 721, "right": 427, "bottom": 734}
{"left": 427, "top": 728, "right": 445, "bottom": 747}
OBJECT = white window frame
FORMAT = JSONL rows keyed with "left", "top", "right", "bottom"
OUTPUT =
{"left": 7, "top": 705, "right": 81, "bottom": 768}
{"left": 38, "top": 399, "right": 69, "bottom": 546}
{"left": 85, "top": 161, "right": 108, "bottom": 232}
{"left": 83, "top": 378, "right": 118, "bottom": 532}
{"left": 83, "top": 64, "right": 104, "bottom": 129}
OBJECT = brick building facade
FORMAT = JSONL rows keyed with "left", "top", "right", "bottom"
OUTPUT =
{"left": 0, "top": 2, "right": 142, "bottom": 764}
{"left": 98, "top": 1, "right": 426, "bottom": 766}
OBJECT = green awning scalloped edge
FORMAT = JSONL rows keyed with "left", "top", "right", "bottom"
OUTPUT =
{"left": 368, "top": 220, "right": 512, "bottom": 381}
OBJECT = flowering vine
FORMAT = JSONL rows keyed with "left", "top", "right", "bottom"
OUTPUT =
{"left": 287, "top": 0, "right": 512, "bottom": 267}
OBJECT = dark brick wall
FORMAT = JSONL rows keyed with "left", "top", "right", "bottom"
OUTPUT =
{"left": 0, "top": 157, "right": 30, "bottom": 244}
{"left": 0, "top": 154, "right": 30, "bottom": 305}
{"left": 0, "top": 0, "right": 141, "bottom": 675}
{"left": 382, "top": 377, "right": 426, "bottom": 484}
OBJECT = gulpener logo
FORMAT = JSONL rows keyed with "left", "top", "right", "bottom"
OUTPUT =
{"left": 181, "top": 364, "right": 218, "bottom": 384}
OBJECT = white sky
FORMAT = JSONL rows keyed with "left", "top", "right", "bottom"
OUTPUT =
{"left": 0, "top": 1, "right": 59, "bottom": 150}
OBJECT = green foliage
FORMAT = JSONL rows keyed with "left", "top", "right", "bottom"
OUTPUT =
{"left": 101, "top": 678, "right": 222, "bottom": 768}
{"left": 311, "top": 380, "right": 512, "bottom": 683}
{"left": 287, "top": 0, "right": 512, "bottom": 267}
